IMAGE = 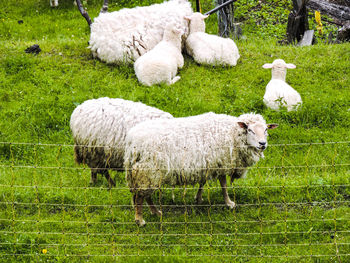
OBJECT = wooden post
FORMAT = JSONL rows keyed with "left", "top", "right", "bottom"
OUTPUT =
{"left": 216, "top": 0, "right": 236, "bottom": 38}
{"left": 196, "top": 0, "right": 201, "bottom": 13}
{"left": 286, "top": 0, "right": 309, "bottom": 44}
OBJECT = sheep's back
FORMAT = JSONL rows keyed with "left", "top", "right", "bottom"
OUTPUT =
{"left": 185, "top": 32, "right": 239, "bottom": 66}
{"left": 70, "top": 97, "right": 173, "bottom": 168}
{"left": 263, "top": 79, "right": 302, "bottom": 111}
{"left": 89, "top": 0, "right": 192, "bottom": 64}
{"left": 125, "top": 113, "right": 241, "bottom": 189}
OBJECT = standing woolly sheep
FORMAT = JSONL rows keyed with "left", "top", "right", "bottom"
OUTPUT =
{"left": 124, "top": 112, "right": 278, "bottom": 226}
{"left": 70, "top": 97, "right": 173, "bottom": 187}
{"left": 89, "top": 0, "right": 192, "bottom": 64}
{"left": 134, "top": 22, "right": 184, "bottom": 86}
{"left": 263, "top": 59, "right": 302, "bottom": 111}
{"left": 184, "top": 12, "right": 240, "bottom": 66}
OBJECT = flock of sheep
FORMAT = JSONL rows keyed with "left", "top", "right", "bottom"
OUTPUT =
{"left": 68, "top": 0, "right": 304, "bottom": 225}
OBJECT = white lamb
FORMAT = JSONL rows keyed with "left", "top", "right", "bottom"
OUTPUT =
{"left": 89, "top": 0, "right": 192, "bottom": 64}
{"left": 70, "top": 97, "right": 173, "bottom": 187}
{"left": 134, "top": 23, "right": 184, "bottom": 86}
{"left": 125, "top": 112, "right": 278, "bottom": 226}
{"left": 263, "top": 59, "right": 302, "bottom": 111}
{"left": 184, "top": 12, "right": 240, "bottom": 66}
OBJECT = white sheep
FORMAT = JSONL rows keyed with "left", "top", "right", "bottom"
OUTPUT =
{"left": 184, "top": 12, "right": 240, "bottom": 66}
{"left": 134, "top": 22, "right": 184, "bottom": 86}
{"left": 89, "top": 0, "right": 192, "bottom": 64}
{"left": 70, "top": 97, "right": 173, "bottom": 187}
{"left": 263, "top": 59, "right": 302, "bottom": 111}
{"left": 124, "top": 112, "right": 278, "bottom": 226}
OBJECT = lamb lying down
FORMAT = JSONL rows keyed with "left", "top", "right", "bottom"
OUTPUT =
{"left": 263, "top": 59, "right": 302, "bottom": 111}
{"left": 134, "top": 22, "right": 184, "bottom": 86}
{"left": 125, "top": 112, "right": 278, "bottom": 226}
{"left": 185, "top": 12, "right": 240, "bottom": 66}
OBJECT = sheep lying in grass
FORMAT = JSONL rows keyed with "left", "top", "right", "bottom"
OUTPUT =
{"left": 134, "top": 23, "right": 184, "bottom": 86}
{"left": 70, "top": 97, "right": 173, "bottom": 187}
{"left": 125, "top": 112, "right": 278, "bottom": 226}
{"left": 263, "top": 59, "right": 302, "bottom": 111}
{"left": 89, "top": 0, "right": 192, "bottom": 64}
{"left": 184, "top": 12, "right": 240, "bottom": 66}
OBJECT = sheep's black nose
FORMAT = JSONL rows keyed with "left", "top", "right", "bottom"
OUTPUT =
{"left": 259, "top": 141, "right": 266, "bottom": 146}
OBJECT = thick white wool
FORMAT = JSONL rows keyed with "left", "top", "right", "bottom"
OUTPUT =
{"left": 125, "top": 112, "right": 269, "bottom": 194}
{"left": 134, "top": 23, "right": 184, "bottom": 86}
{"left": 70, "top": 97, "right": 173, "bottom": 171}
{"left": 185, "top": 12, "right": 240, "bottom": 66}
{"left": 89, "top": 0, "right": 192, "bottom": 64}
{"left": 263, "top": 59, "right": 302, "bottom": 111}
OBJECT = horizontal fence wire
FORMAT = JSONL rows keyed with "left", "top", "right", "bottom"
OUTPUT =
{"left": 0, "top": 141, "right": 349, "bottom": 260}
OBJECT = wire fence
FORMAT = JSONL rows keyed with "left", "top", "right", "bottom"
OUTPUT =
{"left": 0, "top": 141, "right": 349, "bottom": 261}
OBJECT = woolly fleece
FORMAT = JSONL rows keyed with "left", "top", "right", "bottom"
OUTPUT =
{"left": 89, "top": 0, "right": 192, "bottom": 64}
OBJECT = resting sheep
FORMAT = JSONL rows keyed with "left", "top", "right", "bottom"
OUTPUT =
{"left": 134, "top": 22, "right": 184, "bottom": 86}
{"left": 89, "top": 0, "right": 192, "bottom": 64}
{"left": 125, "top": 112, "right": 278, "bottom": 226}
{"left": 263, "top": 59, "right": 302, "bottom": 111}
{"left": 70, "top": 97, "right": 173, "bottom": 187}
{"left": 184, "top": 12, "right": 240, "bottom": 66}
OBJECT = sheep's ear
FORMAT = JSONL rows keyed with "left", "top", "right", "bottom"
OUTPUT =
{"left": 262, "top": 63, "right": 273, "bottom": 69}
{"left": 237, "top": 122, "right": 248, "bottom": 129}
{"left": 267, "top": 124, "right": 278, "bottom": 129}
{"left": 286, "top": 63, "right": 296, "bottom": 69}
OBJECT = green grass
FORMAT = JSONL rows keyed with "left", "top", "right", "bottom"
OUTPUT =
{"left": 0, "top": 0, "right": 350, "bottom": 262}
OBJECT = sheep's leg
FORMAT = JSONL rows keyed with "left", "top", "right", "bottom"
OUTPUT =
{"left": 170, "top": 76, "right": 181, "bottom": 85}
{"left": 134, "top": 194, "right": 146, "bottom": 226}
{"left": 90, "top": 170, "right": 97, "bottom": 185}
{"left": 145, "top": 196, "right": 162, "bottom": 217}
{"left": 195, "top": 183, "right": 205, "bottom": 204}
{"left": 102, "top": 170, "right": 116, "bottom": 187}
{"left": 219, "top": 175, "right": 235, "bottom": 209}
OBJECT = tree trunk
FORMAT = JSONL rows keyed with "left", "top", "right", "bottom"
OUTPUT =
{"left": 286, "top": 0, "right": 309, "bottom": 44}
{"left": 216, "top": 0, "right": 236, "bottom": 38}
{"left": 307, "top": 0, "right": 350, "bottom": 22}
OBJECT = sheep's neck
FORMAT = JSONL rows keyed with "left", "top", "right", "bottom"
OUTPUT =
{"left": 271, "top": 70, "right": 287, "bottom": 81}
{"left": 189, "top": 23, "right": 205, "bottom": 34}
{"left": 163, "top": 34, "right": 181, "bottom": 50}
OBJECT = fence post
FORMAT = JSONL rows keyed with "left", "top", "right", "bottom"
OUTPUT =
{"left": 286, "top": 0, "right": 309, "bottom": 44}
{"left": 216, "top": 0, "right": 240, "bottom": 39}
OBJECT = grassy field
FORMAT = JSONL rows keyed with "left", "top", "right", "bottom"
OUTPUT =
{"left": 0, "top": 0, "right": 350, "bottom": 262}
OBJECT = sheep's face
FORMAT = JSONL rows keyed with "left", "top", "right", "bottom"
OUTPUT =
{"left": 184, "top": 12, "right": 208, "bottom": 33}
{"left": 238, "top": 122, "right": 278, "bottom": 151}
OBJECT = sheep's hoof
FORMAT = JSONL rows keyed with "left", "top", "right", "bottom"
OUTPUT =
{"left": 135, "top": 219, "right": 146, "bottom": 227}
{"left": 226, "top": 201, "right": 236, "bottom": 209}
